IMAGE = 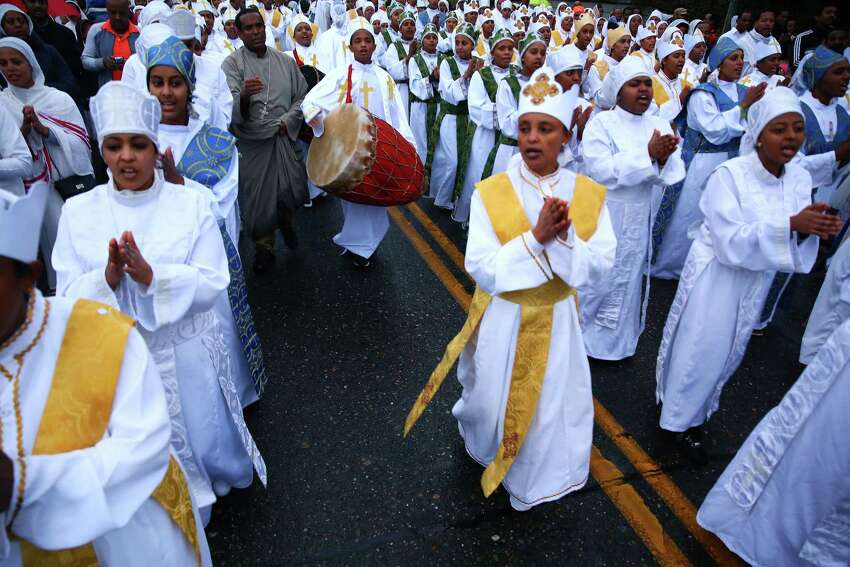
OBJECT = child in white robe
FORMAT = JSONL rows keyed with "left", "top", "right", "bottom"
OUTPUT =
{"left": 408, "top": 23, "right": 441, "bottom": 164}
{"left": 738, "top": 39, "right": 785, "bottom": 90}
{"left": 581, "top": 57, "right": 685, "bottom": 361}
{"left": 53, "top": 82, "right": 266, "bottom": 521}
{"left": 382, "top": 11, "right": 418, "bottom": 113}
{"left": 584, "top": 25, "right": 631, "bottom": 106}
{"left": 651, "top": 39, "right": 692, "bottom": 126}
{"left": 405, "top": 67, "right": 616, "bottom": 511}
{"left": 680, "top": 33, "right": 707, "bottom": 86}
{"left": 0, "top": 188, "right": 212, "bottom": 566}
{"left": 655, "top": 87, "right": 842, "bottom": 462}
{"left": 302, "top": 19, "right": 415, "bottom": 267}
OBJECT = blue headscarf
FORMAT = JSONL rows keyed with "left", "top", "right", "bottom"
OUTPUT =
{"left": 708, "top": 36, "right": 741, "bottom": 72}
{"left": 146, "top": 35, "right": 196, "bottom": 91}
{"left": 800, "top": 45, "right": 845, "bottom": 91}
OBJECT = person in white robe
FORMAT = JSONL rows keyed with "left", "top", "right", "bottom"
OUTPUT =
{"left": 697, "top": 315, "right": 850, "bottom": 567}
{"left": 650, "top": 38, "right": 691, "bottom": 126}
{"left": 655, "top": 87, "right": 841, "bottom": 462}
{"left": 801, "top": 236, "right": 850, "bottom": 364}
{"left": 0, "top": 106, "right": 30, "bottom": 197}
{"left": 680, "top": 32, "right": 707, "bottom": 86}
{"left": 284, "top": 13, "right": 321, "bottom": 68}
{"left": 314, "top": 0, "right": 353, "bottom": 73}
{"left": 0, "top": 188, "right": 212, "bottom": 567}
{"left": 381, "top": 10, "right": 418, "bottom": 113}
{"left": 738, "top": 39, "right": 785, "bottom": 90}
{"left": 735, "top": 9, "right": 780, "bottom": 77}
{"left": 427, "top": 22, "right": 480, "bottom": 210}
{"left": 146, "top": 35, "right": 265, "bottom": 405}
{"left": 52, "top": 82, "right": 266, "bottom": 522}
{"left": 584, "top": 25, "right": 630, "bottom": 106}
{"left": 483, "top": 32, "right": 545, "bottom": 179}
{"left": 302, "top": 18, "right": 414, "bottom": 267}
{"left": 0, "top": 38, "right": 92, "bottom": 292}
{"left": 209, "top": 8, "right": 244, "bottom": 55}
{"left": 581, "top": 57, "right": 685, "bottom": 361}
{"left": 407, "top": 22, "right": 440, "bottom": 164}
{"left": 454, "top": 28, "right": 516, "bottom": 224}
{"left": 652, "top": 37, "right": 763, "bottom": 280}
{"left": 628, "top": 25, "right": 657, "bottom": 72}
{"left": 550, "top": 45, "right": 593, "bottom": 174}
{"left": 404, "top": 67, "right": 616, "bottom": 511}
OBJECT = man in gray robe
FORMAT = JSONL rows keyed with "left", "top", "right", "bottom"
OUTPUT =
{"left": 223, "top": 6, "right": 309, "bottom": 273}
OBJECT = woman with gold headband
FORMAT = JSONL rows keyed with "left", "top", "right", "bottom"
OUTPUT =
{"left": 405, "top": 67, "right": 616, "bottom": 511}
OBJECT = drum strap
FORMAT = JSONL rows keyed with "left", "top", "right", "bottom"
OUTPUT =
{"left": 344, "top": 64, "right": 354, "bottom": 104}
{"left": 405, "top": 173, "right": 606, "bottom": 496}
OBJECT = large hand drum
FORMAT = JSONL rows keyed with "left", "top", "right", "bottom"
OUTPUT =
{"left": 306, "top": 104, "right": 425, "bottom": 207}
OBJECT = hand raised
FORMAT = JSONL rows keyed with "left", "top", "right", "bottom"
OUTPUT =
{"left": 790, "top": 203, "right": 844, "bottom": 239}
{"left": 160, "top": 148, "right": 185, "bottom": 185}
{"left": 105, "top": 237, "right": 124, "bottom": 290}
{"left": 119, "top": 231, "right": 154, "bottom": 287}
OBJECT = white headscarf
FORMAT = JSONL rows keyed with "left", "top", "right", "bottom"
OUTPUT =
{"left": 739, "top": 86, "right": 804, "bottom": 155}
{"left": 600, "top": 55, "right": 649, "bottom": 110}
{"left": 91, "top": 81, "right": 162, "bottom": 149}
{"left": 136, "top": 22, "right": 174, "bottom": 66}
{"left": 139, "top": 0, "right": 173, "bottom": 27}
{"left": 0, "top": 5, "right": 33, "bottom": 37}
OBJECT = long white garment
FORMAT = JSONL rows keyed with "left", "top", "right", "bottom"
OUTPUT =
{"left": 652, "top": 80, "right": 746, "bottom": 279}
{"left": 652, "top": 71, "right": 688, "bottom": 125}
{"left": 303, "top": 60, "right": 414, "bottom": 258}
{"left": 800, "top": 237, "right": 850, "bottom": 364}
{"left": 680, "top": 57, "right": 706, "bottom": 86}
{"left": 313, "top": 26, "right": 352, "bottom": 74}
{"left": 209, "top": 33, "right": 243, "bottom": 57}
{"left": 382, "top": 39, "right": 414, "bottom": 113}
{"left": 697, "top": 317, "right": 850, "bottom": 567}
{"left": 0, "top": 105, "right": 32, "bottom": 196}
{"left": 457, "top": 154, "right": 617, "bottom": 511}
{"left": 484, "top": 73, "right": 528, "bottom": 178}
{"left": 429, "top": 56, "right": 472, "bottom": 209}
{"left": 580, "top": 106, "right": 685, "bottom": 360}
{"left": 0, "top": 292, "right": 211, "bottom": 566}
{"left": 407, "top": 50, "right": 439, "bottom": 162}
{"left": 454, "top": 64, "right": 511, "bottom": 224}
{"left": 656, "top": 154, "right": 818, "bottom": 432}
{"left": 52, "top": 176, "right": 260, "bottom": 510}
{"left": 157, "top": 121, "right": 257, "bottom": 407}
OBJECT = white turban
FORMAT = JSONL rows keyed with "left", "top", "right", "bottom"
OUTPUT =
{"left": 599, "top": 55, "right": 650, "bottom": 110}
{"left": 91, "top": 82, "right": 162, "bottom": 149}
{"left": 739, "top": 87, "right": 804, "bottom": 155}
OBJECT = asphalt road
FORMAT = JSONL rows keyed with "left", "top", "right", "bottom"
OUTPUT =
{"left": 206, "top": 195, "right": 824, "bottom": 566}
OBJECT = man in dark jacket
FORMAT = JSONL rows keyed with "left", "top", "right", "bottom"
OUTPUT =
{"left": 23, "top": 0, "right": 84, "bottom": 95}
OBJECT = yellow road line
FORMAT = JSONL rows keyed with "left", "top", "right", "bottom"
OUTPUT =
{"left": 390, "top": 209, "right": 691, "bottom": 567}
{"left": 398, "top": 202, "right": 742, "bottom": 566}
{"left": 406, "top": 203, "right": 467, "bottom": 272}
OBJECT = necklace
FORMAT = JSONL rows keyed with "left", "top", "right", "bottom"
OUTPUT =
{"left": 0, "top": 292, "right": 50, "bottom": 525}
{"left": 257, "top": 50, "right": 273, "bottom": 120}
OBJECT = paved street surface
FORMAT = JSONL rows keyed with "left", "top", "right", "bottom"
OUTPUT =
{"left": 207, "top": 195, "right": 823, "bottom": 566}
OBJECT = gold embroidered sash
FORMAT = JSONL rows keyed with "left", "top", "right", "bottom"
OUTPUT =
{"left": 16, "top": 300, "right": 201, "bottom": 567}
{"left": 405, "top": 172, "right": 606, "bottom": 497}
{"left": 651, "top": 76, "right": 671, "bottom": 107}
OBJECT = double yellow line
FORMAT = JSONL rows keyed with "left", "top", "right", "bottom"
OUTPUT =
{"left": 389, "top": 203, "right": 743, "bottom": 567}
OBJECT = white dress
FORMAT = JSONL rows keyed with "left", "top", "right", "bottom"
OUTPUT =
{"left": 656, "top": 153, "right": 818, "bottom": 432}
{"left": 485, "top": 72, "right": 528, "bottom": 177}
{"left": 580, "top": 106, "right": 685, "bottom": 360}
{"left": 52, "top": 176, "right": 266, "bottom": 513}
{"left": 800, "top": 237, "right": 850, "bottom": 364}
{"left": 407, "top": 50, "right": 439, "bottom": 163}
{"left": 381, "top": 38, "right": 414, "bottom": 113}
{"left": 697, "top": 317, "right": 850, "bottom": 567}
{"left": 302, "top": 60, "right": 415, "bottom": 259}
{"left": 456, "top": 155, "right": 617, "bottom": 510}
{"left": 0, "top": 292, "right": 211, "bottom": 566}
{"left": 428, "top": 55, "right": 471, "bottom": 209}
{"left": 652, "top": 80, "right": 746, "bottom": 279}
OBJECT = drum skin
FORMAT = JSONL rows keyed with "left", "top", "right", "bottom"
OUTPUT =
{"left": 306, "top": 104, "right": 425, "bottom": 207}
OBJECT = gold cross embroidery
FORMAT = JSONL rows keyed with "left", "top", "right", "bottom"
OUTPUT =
{"left": 360, "top": 81, "right": 375, "bottom": 107}
{"left": 386, "top": 77, "right": 394, "bottom": 100}
{"left": 310, "top": 54, "right": 318, "bottom": 67}
{"left": 338, "top": 80, "right": 349, "bottom": 103}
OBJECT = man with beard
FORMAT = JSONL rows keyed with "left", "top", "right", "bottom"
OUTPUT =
{"left": 222, "top": 7, "right": 310, "bottom": 273}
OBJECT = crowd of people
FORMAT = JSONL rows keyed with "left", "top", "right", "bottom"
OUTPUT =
{"left": 0, "top": 0, "right": 849, "bottom": 564}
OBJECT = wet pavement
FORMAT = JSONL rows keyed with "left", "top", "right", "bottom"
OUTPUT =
{"left": 205, "top": 195, "right": 824, "bottom": 566}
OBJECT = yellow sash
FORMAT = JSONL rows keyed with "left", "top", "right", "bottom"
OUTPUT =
{"left": 593, "top": 58, "right": 609, "bottom": 80}
{"left": 651, "top": 75, "right": 670, "bottom": 106}
{"left": 404, "top": 172, "right": 606, "bottom": 496}
{"left": 17, "top": 300, "right": 201, "bottom": 567}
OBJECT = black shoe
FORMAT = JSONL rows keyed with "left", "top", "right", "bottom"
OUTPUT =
{"left": 253, "top": 249, "right": 275, "bottom": 274}
{"left": 352, "top": 254, "right": 371, "bottom": 268}
{"left": 675, "top": 429, "right": 709, "bottom": 466}
{"left": 282, "top": 228, "right": 299, "bottom": 250}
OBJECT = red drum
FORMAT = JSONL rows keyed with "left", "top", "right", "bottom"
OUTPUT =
{"left": 306, "top": 103, "right": 425, "bottom": 207}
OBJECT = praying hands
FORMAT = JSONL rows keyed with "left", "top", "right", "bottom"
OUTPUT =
{"left": 105, "top": 231, "right": 154, "bottom": 290}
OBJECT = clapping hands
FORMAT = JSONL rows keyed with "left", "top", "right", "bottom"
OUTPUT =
{"left": 105, "top": 231, "right": 154, "bottom": 290}
{"left": 532, "top": 197, "right": 571, "bottom": 244}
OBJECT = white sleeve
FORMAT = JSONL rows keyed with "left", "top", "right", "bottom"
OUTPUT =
{"left": 544, "top": 202, "right": 617, "bottom": 288}
{"left": 13, "top": 329, "right": 171, "bottom": 550}
{"left": 408, "top": 57, "right": 433, "bottom": 100}
{"left": 467, "top": 72, "right": 497, "bottom": 129}
{"left": 686, "top": 90, "right": 745, "bottom": 145}
{"left": 0, "top": 108, "right": 32, "bottom": 181}
{"left": 439, "top": 60, "right": 468, "bottom": 104}
{"left": 384, "top": 44, "right": 408, "bottom": 82}
{"left": 495, "top": 79, "right": 519, "bottom": 139}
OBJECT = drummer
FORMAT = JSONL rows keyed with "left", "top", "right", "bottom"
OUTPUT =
{"left": 404, "top": 67, "right": 616, "bottom": 510}
{"left": 302, "top": 17, "right": 416, "bottom": 268}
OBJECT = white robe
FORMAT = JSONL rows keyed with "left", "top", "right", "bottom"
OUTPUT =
{"left": 302, "top": 60, "right": 414, "bottom": 259}
{"left": 484, "top": 72, "right": 528, "bottom": 178}
{"left": 0, "top": 105, "right": 32, "bottom": 197}
{"left": 656, "top": 153, "right": 818, "bottom": 432}
{"left": 798, "top": 91, "right": 848, "bottom": 204}
{"left": 652, "top": 80, "right": 746, "bottom": 279}
{"left": 581, "top": 106, "right": 685, "bottom": 360}
{"left": 680, "top": 57, "right": 706, "bottom": 86}
{"left": 697, "top": 317, "right": 850, "bottom": 567}
{"left": 738, "top": 69, "right": 783, "bottom": 90}
{"left": 284, "top": 42, "right": 322, "bottom": 69}
{"left": 0, "top": 292, "right": 211, "bottom": 566}
{"left": 429, "top": 56, "right": 472, "bottom": 209}
{"left": 800, "top": 237, "right": 850, "bottom": 364}
{"left": 652, "top": 71, "right": 688, "bottom": 125}
{"left": 583, "top": 55, "right": 619, "bottom": 106}
{"left": 457, "top": 154, "right": 617, "bottom": 510}
{"left": 313, "top": 25, "right": 352, "bottom": 74}
{"left": 52, "top": 176, "right": 263, "bottom": 512}
{"left": 407, "top": 50, "right": 439, "bottom": 163}
{"left": 382, "top": 38, "right": 415, "bottom": 114}
{"left": 454, "top": 64, "right": 511, "bottom": 224}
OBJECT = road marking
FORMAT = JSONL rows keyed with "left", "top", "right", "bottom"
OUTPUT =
{"left": 389, "top": 207, "right": 692, "bottom": 567}
{"left": 396, "top": 203, "right": 744, "bottom": 566}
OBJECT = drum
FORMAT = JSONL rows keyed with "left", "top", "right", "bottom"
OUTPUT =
{"left": 306, "top": 104, "right": 425, "bottom": 207}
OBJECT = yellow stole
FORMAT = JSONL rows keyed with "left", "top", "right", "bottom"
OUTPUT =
{"left": 405, "top": 172, "right": 606, "bottom": 496}
{"left": 651, "top": 75, "right": 670, "bottom": 106}
{"left": 593, "top": 58, "right": 609, "bottom": 80}
{"left": 17, "top": 300, "right": 201, "bottom": 567}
